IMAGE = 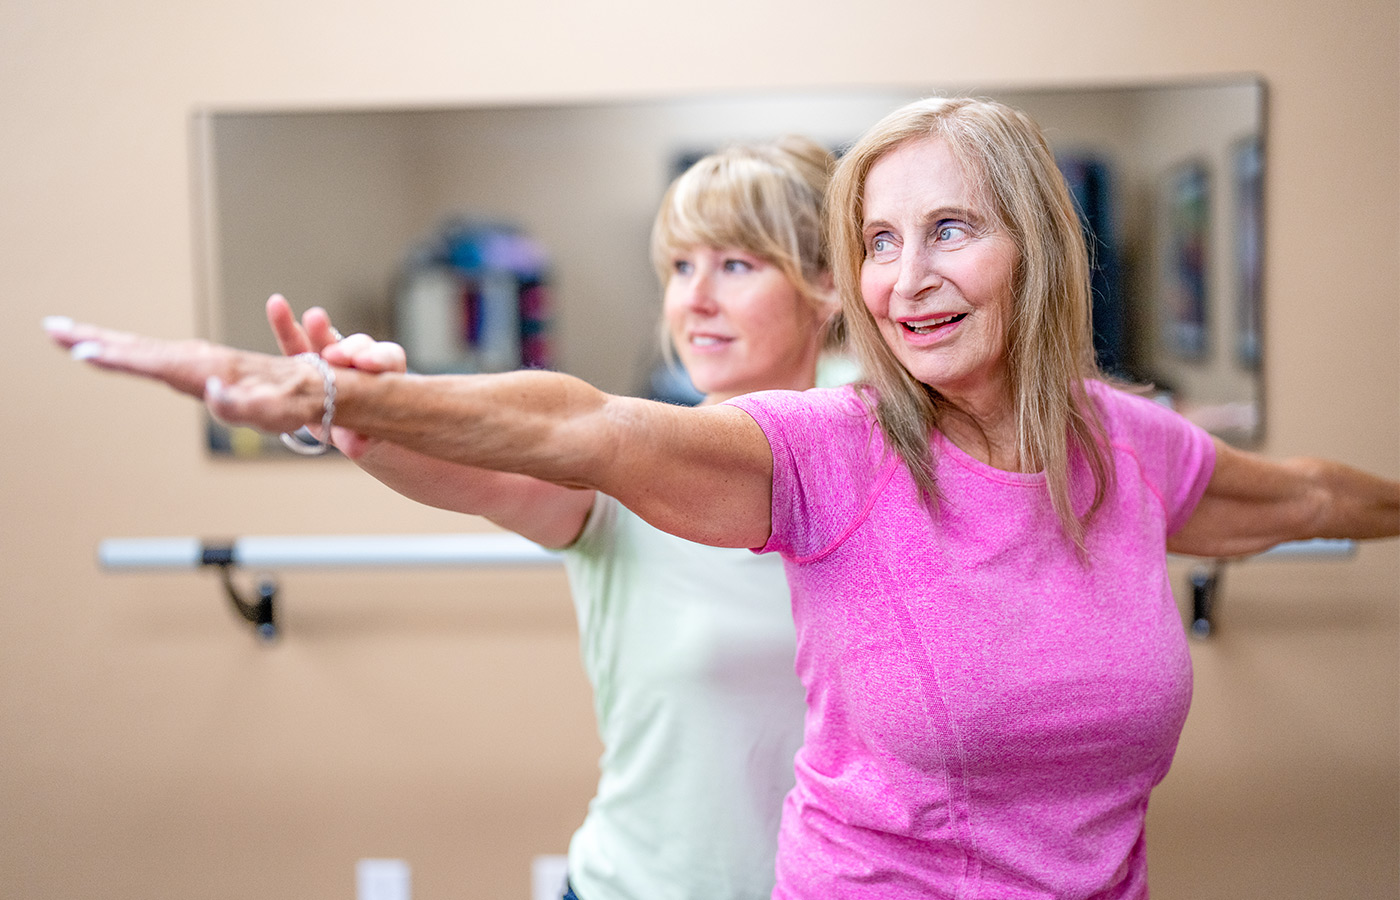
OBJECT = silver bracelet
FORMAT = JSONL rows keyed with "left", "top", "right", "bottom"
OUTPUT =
{"left": 279, "top": 352, "right": 336, "bottom": 456}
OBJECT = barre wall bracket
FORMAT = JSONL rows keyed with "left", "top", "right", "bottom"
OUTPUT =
{"left": 1181, "top": 538, "right": 1358, "bottom": 639}
{"left": 203, "top": 544, "right": 277, "bottom": 642}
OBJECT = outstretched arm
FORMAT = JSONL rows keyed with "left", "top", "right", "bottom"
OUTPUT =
{"left": 47, "top": 318, "right": 774, "bottom": 549}
{"left": 265, "top": 295, "right": 594, "bottom": 549}
{"left": 1167, "top": 437, "right": 1400, "bottom": 558}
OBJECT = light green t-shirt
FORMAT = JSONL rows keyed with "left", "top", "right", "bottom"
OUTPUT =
{"left": 561, "top": 493, "right": 805, "bottom": 900}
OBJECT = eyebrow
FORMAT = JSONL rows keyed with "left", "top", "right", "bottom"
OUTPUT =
{"left": 862, "top": 205, "right": 982, "bottom": 233}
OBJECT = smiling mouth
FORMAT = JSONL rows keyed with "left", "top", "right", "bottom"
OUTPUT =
{"left": 902, "top": 313, "right": 966, "bottom": 335}
{"left": 689, "top": 334, "right": 733, "bottom": 346}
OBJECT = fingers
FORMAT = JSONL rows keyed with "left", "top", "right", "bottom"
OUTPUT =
{"left": 322, "top": 333, "right": 407, "bottom": 374}
{"left": 328, "top": 425, "right": 374, "bottom": 459}
{"left": 263, "top": 298, "right": 407, "bottom": 375}
{"left": 43, "top": 316, "right": 78, "bottom": 347}
{"left": 301, "top": 306, "right": 343, "bottom": 354}
{"left": 266, "top": 294, "right": 312, "bottom": 356}
{"left": 47, "top": 320, "right": 226, "bottom": 399}
{"left": 45, "top": 316, "right": 327, "bottom": 432}
{"left": 44, "top": 316, "right": 127, "bottom": 352}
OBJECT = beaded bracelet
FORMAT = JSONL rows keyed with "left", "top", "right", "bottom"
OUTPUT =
{"left": 279, "top": 353, "right": 336, "bottom": 456}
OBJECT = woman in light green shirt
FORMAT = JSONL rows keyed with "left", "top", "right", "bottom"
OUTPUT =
{"left": 274, "top": 138, "right": 842, "bottom": 899}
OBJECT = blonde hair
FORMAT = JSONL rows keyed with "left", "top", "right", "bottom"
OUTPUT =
{"left": 651, "top": 136, "right": 840, "bottom": 351}
{"left": 827, "top": 97, "right": 1111, "bottom": 548}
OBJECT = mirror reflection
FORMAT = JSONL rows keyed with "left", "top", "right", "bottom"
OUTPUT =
{"left": 193, "top": 78, "right": 1264, "bottom": 456}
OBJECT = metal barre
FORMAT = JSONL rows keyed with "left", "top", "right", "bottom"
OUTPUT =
{"left": 96, "top": 534, "right": 1354, "bottom": 642}
{"left": 100, "top": 534, "right": 1353, "bottom": 572}
{"left": 99, "top": 533, "right": 561, "bottom": 571}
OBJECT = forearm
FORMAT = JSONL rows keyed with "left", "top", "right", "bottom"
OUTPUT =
{"left": 1308, "top": 457, "right": 1400, "bottom": 540}
{"left": 1169, "top": 442, "right": 1400, "bottom": 558}
{"left": 333, "top": 368, "right": 612, "bottom": 488}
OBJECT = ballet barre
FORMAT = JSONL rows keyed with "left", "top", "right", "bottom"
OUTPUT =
{"left": 100, "top": 533, "right": 561, "bottom": 571}
{"left": 97, "top": 534, "right": 1354, "bottom": 642}
{"left": 98, "top": 533, "right": 562, "bottom": 641}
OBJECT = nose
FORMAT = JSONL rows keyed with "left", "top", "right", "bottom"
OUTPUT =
{"left": 892, "top": 244, "right": 941, "bottom": 301}
{"left": 680, "top": 268, "right": 719, "bottom": 314}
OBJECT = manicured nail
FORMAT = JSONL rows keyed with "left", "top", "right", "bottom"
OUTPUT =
{"left": 43, "top": 316, "right": 74, "bottom": 333}
{"left": 204, "top": 376, "right": 226, "bottom": 402}
{"left": 71, "top": 341, "right": 103, "bottom": 360}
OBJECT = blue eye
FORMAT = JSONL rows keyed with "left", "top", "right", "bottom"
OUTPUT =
{"left": 936, "top": 223, "right": 969, "bottom": 242}
{"left": 868, "top": 233, "right": 898, "bottom": 261}
{"left": 723, "top": 258, "right": 754, "bottom": 273}
{"left": 672, "top": 259, "right": 694, "bottom": 276}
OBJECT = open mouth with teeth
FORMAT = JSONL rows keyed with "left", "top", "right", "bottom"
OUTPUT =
{"left": 903, "top": 313, "right": 967, "bottom": 335}
{"left": 689, "top": 334, "right": 733, "bottom": 347}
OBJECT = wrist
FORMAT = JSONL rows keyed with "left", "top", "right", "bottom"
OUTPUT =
{"left": 280, "top": 353, "right": 337, "bottom": 455}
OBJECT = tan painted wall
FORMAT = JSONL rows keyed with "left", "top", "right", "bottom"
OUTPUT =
{"left": 1, "top": 0, "right": 1395, "bottom": 898}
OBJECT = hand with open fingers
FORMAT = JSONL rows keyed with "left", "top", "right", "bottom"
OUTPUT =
{"left": 45, "top": 315, "right": 330, "bottom": 437}
{"left": 268, "top": 294, "right": 407, "bottom": 376}
{"left": 265, "top": 294, "right": 405, "bottom": 457}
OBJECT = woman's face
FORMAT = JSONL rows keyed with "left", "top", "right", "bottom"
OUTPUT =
{"left": 663, "top": 245, "right": 825, "bottom": 404}
{"left": 858, "top": 137, "right": 1019, "bottom": 413}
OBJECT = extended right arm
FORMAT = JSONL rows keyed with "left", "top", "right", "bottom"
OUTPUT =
{"left": 48, "top": 319, "right": 775, "bottom": 550}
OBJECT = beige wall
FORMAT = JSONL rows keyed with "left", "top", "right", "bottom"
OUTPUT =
{"left": 1, "top": 1, "right": 1395, "bottom": 898}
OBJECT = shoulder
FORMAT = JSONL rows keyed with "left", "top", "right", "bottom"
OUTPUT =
{"left": 726, "top": 384, "right": 873, "bottom": 437}
{"left": 728, "top": 385, "right": 888, "bottom": 476}
{"left": 1084, "top": 378, "right": 1201, "bottom": 445}
{"left": 1084, "top": 379, "right": 1217, "bottom": 520}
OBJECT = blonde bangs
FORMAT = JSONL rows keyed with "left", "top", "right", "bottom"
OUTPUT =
{"left": 651, "top": 143, "right": 831, "bottom": 306}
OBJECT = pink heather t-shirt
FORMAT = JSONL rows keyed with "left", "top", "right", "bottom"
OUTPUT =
{"left": 727, "top": 380, "right": 1216, "bottom": 900}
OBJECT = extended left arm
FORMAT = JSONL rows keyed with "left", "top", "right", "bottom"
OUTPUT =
{"left": 1166, "top": 438, "right": 1400, "bottom": 558}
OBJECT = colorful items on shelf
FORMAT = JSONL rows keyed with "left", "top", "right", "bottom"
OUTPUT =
{"left": 395, "top": 221, "right": 553, "bottom": 375}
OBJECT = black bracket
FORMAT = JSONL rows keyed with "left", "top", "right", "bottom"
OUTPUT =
{"left": 203, "top": 544, "right": 278, "bottom": 641}
{"left": 1188, "top": 559, "right": 1225, "bottom": 639}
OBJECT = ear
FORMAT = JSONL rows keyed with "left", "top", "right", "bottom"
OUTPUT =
{"left": 813, "top": 269, "right": 840, "bottom": 319}
{"left": 810, "top": 271, "right": 851, "bottom": 353}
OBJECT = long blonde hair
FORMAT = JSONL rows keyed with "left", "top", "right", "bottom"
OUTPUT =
{"left": 827, "top": 97, "right": 1111, "bottom": 548}
{"left": 651, "top": 136, "right": 840, "bottom": 354}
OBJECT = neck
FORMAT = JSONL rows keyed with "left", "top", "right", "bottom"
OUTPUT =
{"left": 937, "top": 393, "right": 1025, "bottom": 472}
{"left": 697, "top": 360, "right": 821, "bottom": 407}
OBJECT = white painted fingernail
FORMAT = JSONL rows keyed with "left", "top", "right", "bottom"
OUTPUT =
{"left": 204, "top": 375, "right": 226, "bottom": 402}
{"left": 43, "top": 315, "right": 74, "bottom": 333}
{"left": 71, "top": 341, "right": 102, "bottom": 360}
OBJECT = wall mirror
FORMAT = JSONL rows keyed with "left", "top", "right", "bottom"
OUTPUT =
{"left": 192, "top": 78, "right": 1264, "bottom": 456}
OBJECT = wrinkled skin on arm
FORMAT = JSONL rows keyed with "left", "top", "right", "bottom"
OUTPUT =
{"left": 1168, "top": 438, "right": 1400, "bottom": 558}
{"left": 47, "top": 316, "right": 776, "bottom": 550}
